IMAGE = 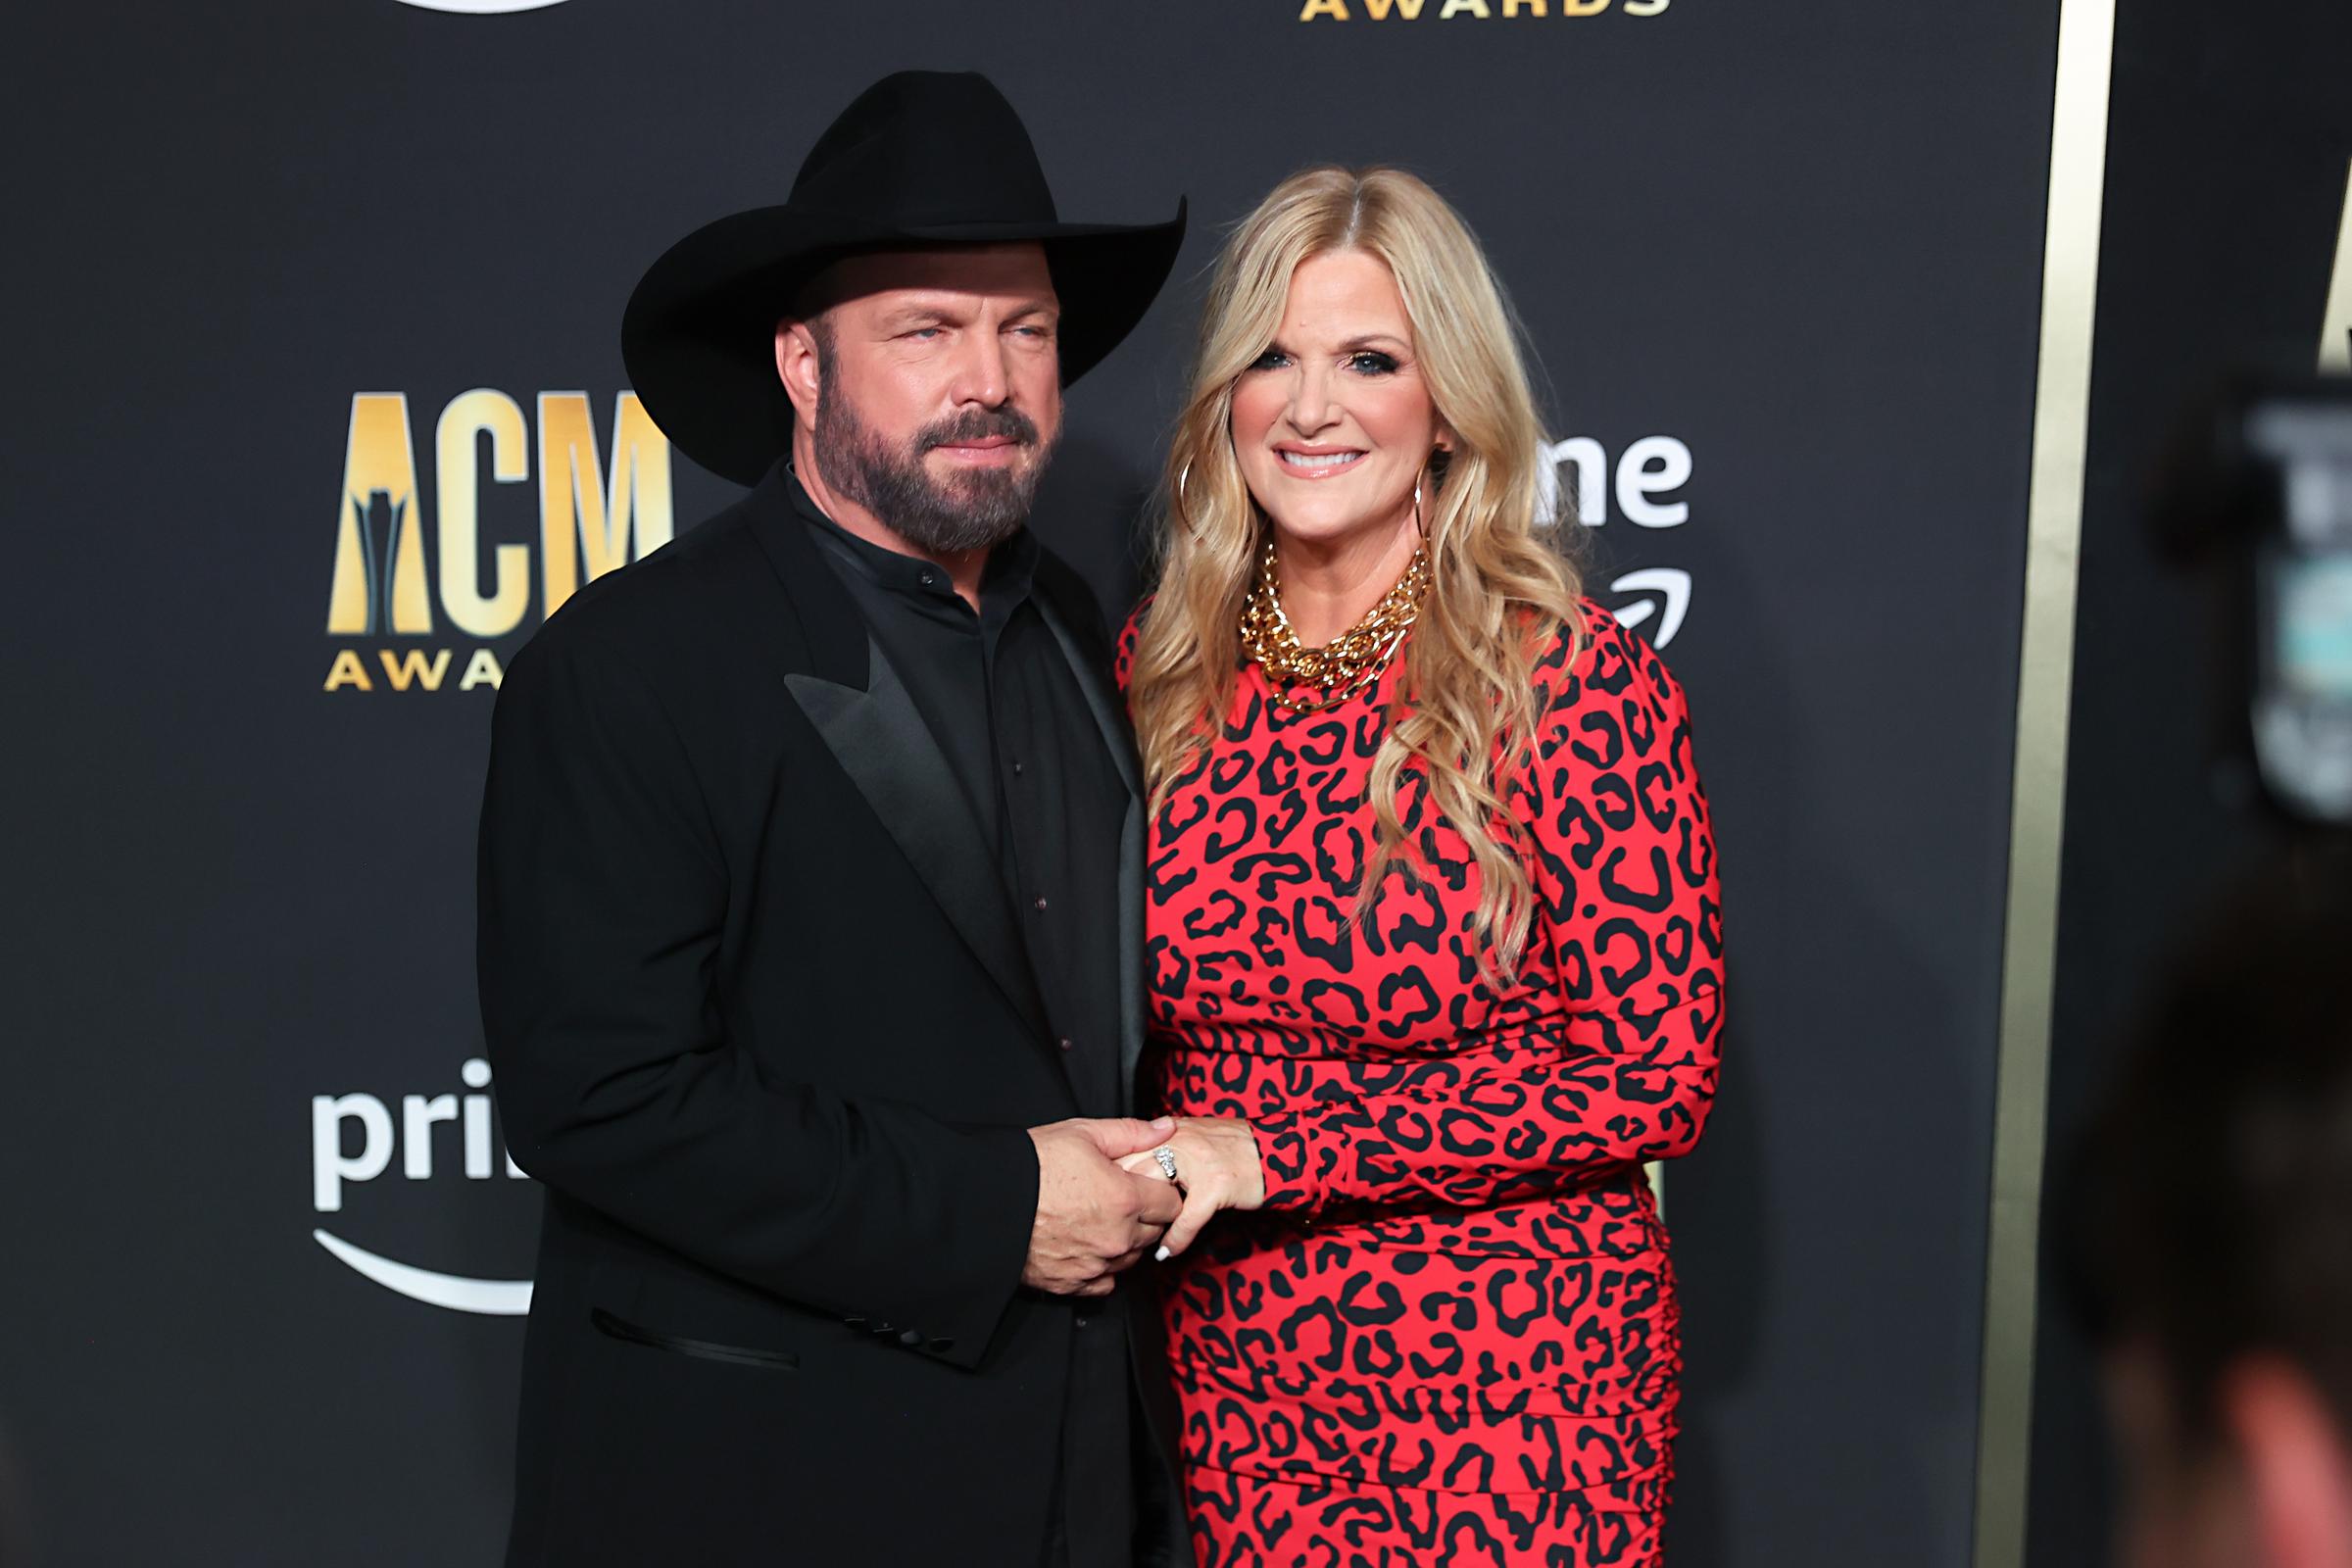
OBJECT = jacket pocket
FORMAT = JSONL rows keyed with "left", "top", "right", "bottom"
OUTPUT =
{"left": 590, "top": 1306, "right": 801, "bottom": 1372}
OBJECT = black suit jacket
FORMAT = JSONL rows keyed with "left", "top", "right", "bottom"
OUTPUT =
{"left": 477, "top": 464, "right": 1186, "bottom": 1567}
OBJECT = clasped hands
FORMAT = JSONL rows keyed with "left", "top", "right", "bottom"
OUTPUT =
{"left": 1021, "top": 1115, "right": 1268, "bottom": 1298}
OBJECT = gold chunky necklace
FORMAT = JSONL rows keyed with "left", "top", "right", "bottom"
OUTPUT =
{"left": 1240, "top": 537, "right": 1430, "bottom": 713}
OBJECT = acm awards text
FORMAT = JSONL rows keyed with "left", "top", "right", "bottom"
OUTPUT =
{"left": 321, "top": 389, "right": 672, "bottom": 695}
{"left": 1298, "top": 0, "right": 1671, "bottom": 20}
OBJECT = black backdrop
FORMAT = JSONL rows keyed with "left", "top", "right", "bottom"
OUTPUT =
{"left": 3, "top": 4, "right": 2072, "bottom": 1564}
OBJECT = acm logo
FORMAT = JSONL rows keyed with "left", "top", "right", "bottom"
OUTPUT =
{"left": 323, "top": 390, "right": 673, "bottom": 694}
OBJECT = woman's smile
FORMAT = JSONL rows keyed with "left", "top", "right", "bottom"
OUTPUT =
{"left": 1273, "top": 443, "right": 1367, "bottom": 476}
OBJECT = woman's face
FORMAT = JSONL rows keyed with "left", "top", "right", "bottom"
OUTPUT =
{"left": 1230, "top": 249, "right": 1446, "bottom": 553}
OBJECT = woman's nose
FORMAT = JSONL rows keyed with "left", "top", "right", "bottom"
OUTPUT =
{"left": 1288, "top": 367, "right": 1339, "bottom": 432}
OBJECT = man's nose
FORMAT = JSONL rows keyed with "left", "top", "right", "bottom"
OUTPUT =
{"left": 949, "top": 329, "right": 1011, "bottom": 407}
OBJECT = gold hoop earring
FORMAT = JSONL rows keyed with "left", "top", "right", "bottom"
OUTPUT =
{"left": 1174, "top": 459, "right": 1208, "bottom": 540}
{"left": 1412, "top": 475, "right": 1428, "bottom": 539}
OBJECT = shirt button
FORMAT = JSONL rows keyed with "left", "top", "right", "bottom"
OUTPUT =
{"left": 1011, "top": 760, "right": 1025, "bottom": 776}
{"left": 1033, "top": 896, "right": 1048, "bottom": 912}
{"left": 1058, "top": 1037, "right": 1072, "bottom": 1052}
{"left": 918, "top": 572, "right": 938, "bottom": 588}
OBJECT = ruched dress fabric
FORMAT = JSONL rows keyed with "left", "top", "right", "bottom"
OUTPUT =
{"left": 1116, "top": 603, "right": 1723, "bottom": 1568}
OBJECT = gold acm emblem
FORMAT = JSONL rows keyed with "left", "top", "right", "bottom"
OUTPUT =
{"left": 322, "top": 390, "right": 673, "bottom": 693}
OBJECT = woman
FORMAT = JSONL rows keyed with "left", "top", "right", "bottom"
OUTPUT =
{"left": 1115, "top": 167, "right": 1724, "bottom": 1567}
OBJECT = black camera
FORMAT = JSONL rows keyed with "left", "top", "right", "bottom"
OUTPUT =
{"left": 2157, "top": 375, "right": 2352, "bottom": 824}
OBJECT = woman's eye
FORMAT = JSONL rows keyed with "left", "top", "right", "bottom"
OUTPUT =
{"left": 1349, "top": 351, "right": 1399, "bottom": 375}
{"left": 1249, "top": 349, "right": 1290, "bottom": 371}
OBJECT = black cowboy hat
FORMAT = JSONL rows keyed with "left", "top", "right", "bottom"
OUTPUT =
{"left": 622, "top": 71, "right": 1188, "bottom": 487}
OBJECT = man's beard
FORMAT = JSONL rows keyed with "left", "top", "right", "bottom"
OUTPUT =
{"left": 811, "top": 384, "right": 1056, "bottom": 555}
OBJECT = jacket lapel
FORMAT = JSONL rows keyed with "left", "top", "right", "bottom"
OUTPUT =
{"left": 1032, "top": 590, "right": 1148, "bottom": 1106}
{"left": 782, "top": 648, "right": 1051, "bottom": 1039}
{"left": 745, "top": 466, "right": 1053, "bottom": 1042}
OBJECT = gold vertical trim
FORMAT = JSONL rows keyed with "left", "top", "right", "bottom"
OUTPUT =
{"left": 1973, "top": 4, "right": 2117, "bottom": 1567}
{"left": 2318, "top": 158, "right": 2352, "bottom": 371}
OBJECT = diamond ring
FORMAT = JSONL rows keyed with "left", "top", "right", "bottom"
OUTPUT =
{"left": 1152, "top": 1146, "right": 1180, "bottom": 1184}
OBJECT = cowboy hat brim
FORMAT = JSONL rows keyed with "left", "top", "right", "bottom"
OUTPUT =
{"left": 621, "top": 201, "right": 1189, "bottom": 487}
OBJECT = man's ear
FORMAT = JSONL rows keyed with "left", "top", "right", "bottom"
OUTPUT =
{"left": 2222, "top": 1356, "right": 2352, "bottom": 1568}
{"left": 774, "top": 318, "right": 823, "bottom": 433}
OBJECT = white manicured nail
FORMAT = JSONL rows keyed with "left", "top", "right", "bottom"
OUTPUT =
{"left": 1154, "top": 1246, "right": 1171, "bottom": 1262}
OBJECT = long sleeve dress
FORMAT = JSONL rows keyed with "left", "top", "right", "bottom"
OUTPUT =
{"left": 1117, "top": 602, "right": 1724, "bottom": 1568}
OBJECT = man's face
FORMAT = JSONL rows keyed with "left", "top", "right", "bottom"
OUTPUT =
{"left": 784, "top": 243, "right": 1062, "bottom": 554}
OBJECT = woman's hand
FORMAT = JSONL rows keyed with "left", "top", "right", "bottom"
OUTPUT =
{"left": 1118, "top": 1116, "right": 1268, "bottom": 1260}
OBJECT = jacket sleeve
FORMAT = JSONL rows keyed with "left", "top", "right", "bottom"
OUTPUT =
{"left": 1248, "top": 609, "right": 1726, "bottom": 1215}
{"left": 475, "top": 626, "right": 1038, "bottom": 1369}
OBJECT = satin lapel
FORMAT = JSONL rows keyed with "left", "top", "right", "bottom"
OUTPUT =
{"left": 783, "top": 644, "right": 1053, "bottom": 1041}
{"left": 1032, "top": 593, "right": 1148, "bottom": 1106}
{"left": 744, "top": 465, "right": 1052, "bottom": 1042}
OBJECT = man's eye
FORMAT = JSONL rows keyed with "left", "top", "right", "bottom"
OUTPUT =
{"left": 1249, "top": 349, "right": 1290, "bottom": 371}
{"left": 906, "top": 327, "right": 943, "bottom": 341}
{"left": 1349, "top": 351, "right": 1399, "bottom": 375}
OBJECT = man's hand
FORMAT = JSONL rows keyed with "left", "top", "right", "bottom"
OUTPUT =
{"left": 1024, "top": 1116, "right": 1184, "bottom": 1298}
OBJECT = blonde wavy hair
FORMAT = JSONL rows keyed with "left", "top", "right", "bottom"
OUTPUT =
{"left": 1129, "top": 166, "right": 1586, "bottom": 978}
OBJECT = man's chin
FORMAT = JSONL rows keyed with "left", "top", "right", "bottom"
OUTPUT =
{"left": 930, "top": 468, "right": 1032, "bottom": 514}
{"left": 893, "top": 488, "right": 1031, "bottom": 554}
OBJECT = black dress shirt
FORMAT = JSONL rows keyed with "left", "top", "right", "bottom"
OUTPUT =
{"left": 793, "top": 475, "right": 1136, "bottom": 1568}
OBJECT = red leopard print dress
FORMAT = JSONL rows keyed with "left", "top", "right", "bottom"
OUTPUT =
{"left": 1116, "top": 601, "right": 1723, "bottom": 1568}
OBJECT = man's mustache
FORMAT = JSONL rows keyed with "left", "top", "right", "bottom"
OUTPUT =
{"left": 919, "top": 408, "right": 1041, "bottom": 451}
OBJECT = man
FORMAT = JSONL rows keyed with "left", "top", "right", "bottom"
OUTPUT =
{"left": 477, "top": 72, "right": 1193, "bottom": 1567}
{"left": 2071, "top": 849, "right": 2352, "bottom": 1568}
